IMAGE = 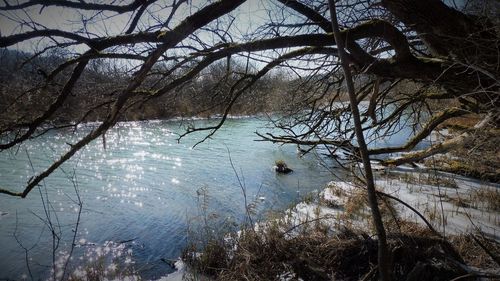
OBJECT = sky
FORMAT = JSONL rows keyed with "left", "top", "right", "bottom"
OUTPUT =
{"left": 0, "top": 1, "right": 271, "bottom": 52}
{"left": 0, "top": 0, "right": 477, "bottom": 77}
{"left": 0, "top": 0, "right": 316, "bottom": 76}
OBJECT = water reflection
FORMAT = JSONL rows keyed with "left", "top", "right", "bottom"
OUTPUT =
{"left": 0, "top": 117, "right": 421, "bottom": 279}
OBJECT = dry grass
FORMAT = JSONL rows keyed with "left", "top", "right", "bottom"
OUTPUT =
{"left": 471, "top": 187, "right": 500, "bottom": 211}
{"left": 183, "top": 221, "right": 481, "bottom": 281}
{"left": 427, "top": 128, "right": 500, "bottom": 183}
{"left": 67, "top": 257, "right": 139, "bottom": 281}
{"left": 443, "top": 194, "right": 471, "bottom": 208}
{"left": 182, "top": 180, "right": 500, "bottom": 280}
{"left": 329, "top": 186, "right": 397, "bottom": 232}
{"left": 384, "top": 219, "right": 438, "bottom": 237}
{"left": 343, "top": 188, "right": 370, "bottom": 219}
{"left": 440, "top": 114, "right": 483, "bottom": 131}
{"left": 182, "top": 239, "right": 229, "bottom": 278}
{"left": 450, "top": 234, "right": 500, "bottom": 268}
{"left": 181, "top": 203, "right": 498, "bottom": 281}
{"left": 384, "top": 171, "right": 458, "bottom": 189}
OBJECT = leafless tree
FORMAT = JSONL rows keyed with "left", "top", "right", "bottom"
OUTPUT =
{"left": 0, "top": 1, "right": 498, "bottom": 278}
{"left": 327, "top": 1, "right": 391, "bottom": 279}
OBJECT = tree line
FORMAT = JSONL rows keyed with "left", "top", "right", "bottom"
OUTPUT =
{"left": 0, "top": 1, "right": 498, "bottom": 279}
{"left": 0, "top": 48, "right": 293, "bottom": 123}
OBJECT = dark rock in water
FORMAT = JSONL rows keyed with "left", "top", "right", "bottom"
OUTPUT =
{"left": 275, "top": 160, "right": 293, "bottom": 174}
{"left": 275, "top": 166, "right": 293, "bottom": 174}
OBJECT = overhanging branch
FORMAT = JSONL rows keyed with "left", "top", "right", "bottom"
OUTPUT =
{"left": 381, "top": 113, "right": 493, "bottom": 166}
{"left": 369, "top": 107, "right": 469, "bottom": 155}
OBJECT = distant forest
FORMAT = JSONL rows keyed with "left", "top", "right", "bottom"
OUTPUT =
{"left": 0, "top": 48, "right": 296, "bottom": 123}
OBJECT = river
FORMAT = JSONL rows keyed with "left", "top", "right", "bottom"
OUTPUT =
{"left": 0, "top": 116, "right": 428, "bottom": 280}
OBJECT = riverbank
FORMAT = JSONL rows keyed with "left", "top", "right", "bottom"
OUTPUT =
{"left": 178, "top": 165, "right": 500, "bottom": 280}
{"left": 431, "top": 115, "right": 500, "bottom": 183}
{"left": 27, "top": 161, "right": 500, "bottom": 280}
{"left": 2, "top": 115, "right": 498, "bottom": 280}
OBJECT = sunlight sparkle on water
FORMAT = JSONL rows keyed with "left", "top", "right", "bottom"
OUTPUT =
{"left": 133, "top": 151, "right": 148, "bottom": 158}
{"left": 0, "top": 118, "right": 338, "bottom": 280}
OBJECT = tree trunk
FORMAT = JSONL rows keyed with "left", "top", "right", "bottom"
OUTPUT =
{"left": 327, "top": 1, "right": 392, "bottom": 280}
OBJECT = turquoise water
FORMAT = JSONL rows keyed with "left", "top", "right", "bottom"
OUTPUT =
{"left": 0, "top": 118, "right": 340, "bottom": 280}
{"left": 0, "top": 116, "right": 430, "bottom": 280}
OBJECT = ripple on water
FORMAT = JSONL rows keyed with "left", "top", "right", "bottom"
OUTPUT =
{"left": 0, "top": 118, "right": 348, "bottom": 280}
